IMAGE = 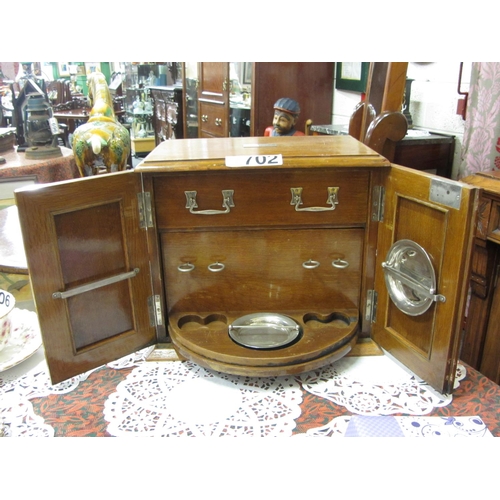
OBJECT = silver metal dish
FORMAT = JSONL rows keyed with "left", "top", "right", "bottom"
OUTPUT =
{"left": 382, "top": 239, "right": 445, "bottom": 316}
{"left": 228, "top": 313, "right": 301, "bottom": 349}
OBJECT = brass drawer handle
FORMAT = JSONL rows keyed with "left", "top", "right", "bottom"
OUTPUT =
{"left": 290, "top": 187, "right": 339, "bottom": 212}
{"left": 185, "top": 190, "right": 235, "bottom": 215}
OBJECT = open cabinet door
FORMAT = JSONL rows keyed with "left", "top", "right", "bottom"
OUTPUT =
{"left": 372, "top": 165, "right": 478, "bottom": 394}
{"left": 15, "top": 171, "right": 156, "bottom": 384}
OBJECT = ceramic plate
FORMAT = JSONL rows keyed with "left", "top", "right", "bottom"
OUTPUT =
{"left": 0, "top": 308, "right": 42, "bottom": 372}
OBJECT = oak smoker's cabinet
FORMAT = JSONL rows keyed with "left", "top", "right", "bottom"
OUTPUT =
{"left": 15, "top": 136, "right": 478, "bottom": 393}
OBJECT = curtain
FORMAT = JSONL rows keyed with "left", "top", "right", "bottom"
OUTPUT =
{"left": 459, "top": 62, "right": 500, "bottom": 179}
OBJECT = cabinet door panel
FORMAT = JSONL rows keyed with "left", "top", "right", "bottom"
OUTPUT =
{"left": 198, "top": 63, "right": 229, "bottom": 138}
{"left": 15, "top": 171, "right": 156, "bottom": 384}
{"left": 198, "top": 62, "right": 229, "bottom": 102}
{"left": 54, "top": 202, "right": 136, "bottom": 350}
{"left": 372, "top": 165, "right": 478, "bottom": 393}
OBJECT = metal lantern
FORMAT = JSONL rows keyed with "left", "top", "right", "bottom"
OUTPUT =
{"left": 24, "top": 94, "right": 62, "bottom": 159}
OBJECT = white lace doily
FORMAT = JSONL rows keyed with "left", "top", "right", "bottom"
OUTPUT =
{"left": 0, "top": 339, "right": 471, "bottom": 438}
{"left": 0, "top": 346, "right": 148, "bottom": 437}
{"left": 298, "top": 355, "right": 464, "bottom": 417}
{"left": 104, "top": 360, "right": 303, "bottom": 437}
{"left": 0, "top": 391, "right": 54, "bottom": 437}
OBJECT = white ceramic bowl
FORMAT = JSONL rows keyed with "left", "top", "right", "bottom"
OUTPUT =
{"left": 0, "top": 289, "right": 15, "bottom": 352}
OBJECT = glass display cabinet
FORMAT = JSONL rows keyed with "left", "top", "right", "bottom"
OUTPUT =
{"left": 123, "top": 63, "right": 163, "bottom": 156}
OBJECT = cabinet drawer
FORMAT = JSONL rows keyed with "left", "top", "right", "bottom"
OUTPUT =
{"left": 153, "top": 169, "right": 370, "bottom": 230}
{"left": 162, "top": 228, "right": 364, "bottom": 315}
{"left": 199, "top": 101, "right": 227, "bottom": 137}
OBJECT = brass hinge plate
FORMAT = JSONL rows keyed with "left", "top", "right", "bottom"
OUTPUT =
{"left": 148, "top": 295, "right": 163, "bottom": 327}
{"left": 372, "top": 186, "right": 385, "bottom": 222}
{"left": 365, "top": 289, "right": 378, "bottom": 323}
{"left": 137, "top": 191, "right": 153, "bottom": 228}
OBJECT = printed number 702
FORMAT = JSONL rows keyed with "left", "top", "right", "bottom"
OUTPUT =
{"left": 245, "top": 155, "right": 281, "bottom": 166}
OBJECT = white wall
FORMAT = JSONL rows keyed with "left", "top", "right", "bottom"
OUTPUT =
{"left": 331, "top": 62, "right": 472, "bottom": 179}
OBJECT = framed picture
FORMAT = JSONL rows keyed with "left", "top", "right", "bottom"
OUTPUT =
{"left": 58, "top": 62, "right": 70, "bottom": 77}
{"left": 335, "top": 62, "right": 369, "bottom": 93}
{"left": 85, "top": 62, "right": 101, "bottom": 75}
{"left": 243, "top": 63, "right": 253, "bottom": 85}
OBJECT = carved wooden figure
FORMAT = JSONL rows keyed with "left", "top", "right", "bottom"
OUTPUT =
{"left": 72, "top": 72, "right": 130, "bottom": 176}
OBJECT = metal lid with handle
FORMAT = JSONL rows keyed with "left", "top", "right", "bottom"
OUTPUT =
{"left": 382, "top": 239, "right": 446, "bottom": 316}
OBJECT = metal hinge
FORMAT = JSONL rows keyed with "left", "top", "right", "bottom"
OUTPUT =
{"left": 365, "top": 290, "right": 378, "bottom": 323}
{"left": 137, "top": 192, "right": 154, "bottom": 228}
{"left": 148, "top": 295, "right": 163, "bottom": 327}
{"left": 371, "top": 186, "right": 385, "bottom": 222}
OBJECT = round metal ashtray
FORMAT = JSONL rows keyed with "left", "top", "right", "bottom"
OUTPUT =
{"left": 228, "top": 313, "right": 302, "bottom": 350}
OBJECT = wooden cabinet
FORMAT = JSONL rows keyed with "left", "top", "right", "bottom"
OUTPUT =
{"left": 461, "top": 171, "right": 500, "bottom": 384}
{"left": 149, "top": 86, "right": 184, "bottom": 144}
{"left": 15, "top": 136, "right": 478, "bottom": 394}
{"left": 311, "top": 126, "right": 455, "bottom": 178}
{"left": 198, "top": 63, "right": 230, "bottom": 138}
{"left": 393, "top": 132, "right": 455, "bottom": 178}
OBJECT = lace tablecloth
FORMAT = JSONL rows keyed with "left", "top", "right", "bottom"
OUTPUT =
{"left": 1, "top": 339, "right": 498, "bottom": 437}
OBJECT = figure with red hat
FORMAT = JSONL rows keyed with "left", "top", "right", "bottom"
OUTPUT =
{"left": 264, "top": 97, "right": 305, "bottom": 137}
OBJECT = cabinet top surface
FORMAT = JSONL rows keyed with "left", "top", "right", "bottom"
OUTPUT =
{"left": 136, "top": 135, "right": 390, "bottom": 173}
{"left": 462, "top": 171, "right": 500, "bottom": 193}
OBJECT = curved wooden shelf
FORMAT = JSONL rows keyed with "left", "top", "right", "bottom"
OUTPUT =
{"left": 169, "top": 309, "right": 359, "bottom": 376}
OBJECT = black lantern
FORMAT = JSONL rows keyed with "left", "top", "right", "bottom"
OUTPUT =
{"left": 11, "top": 78, "right": 62, "bottom": 158}
{"left": 24, "top": 94, "right": 61, "bottom": 159}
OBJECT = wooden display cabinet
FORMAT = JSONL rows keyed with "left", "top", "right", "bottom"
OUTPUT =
{"left": 393, "top": 132, "right": 455, "bottom": 178}
{"left": 149, "top": 86, "right": 184, "bottom": 144}
{"left": 461, "top": 171, "right": 500, "bottom": 384}
{"left": 15, "top": 136, "right": 478, "bottom": 394}
{"left": 198, "top": 63, "right": 230, "bottom": 138}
